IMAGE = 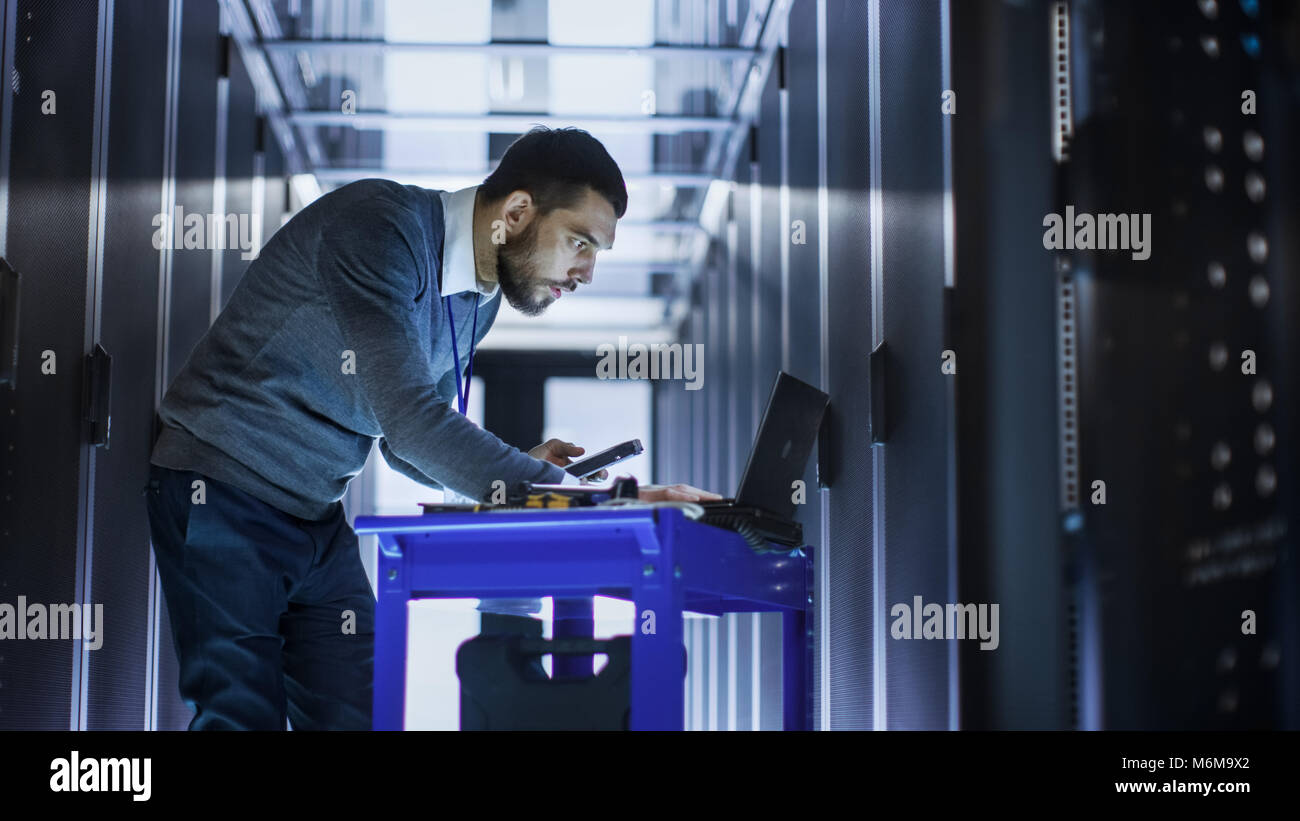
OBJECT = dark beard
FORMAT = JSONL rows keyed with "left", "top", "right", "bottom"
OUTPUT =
{"left": 496, "top": 218, "right": 549, "bottom": 316}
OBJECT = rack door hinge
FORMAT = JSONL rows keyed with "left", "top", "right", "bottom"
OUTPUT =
{"left": 83, "top": 343, "right": 112, "bottom": 448}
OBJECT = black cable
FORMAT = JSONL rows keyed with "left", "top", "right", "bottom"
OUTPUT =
{"left": 703, "top": 513, "right": 783, "bottom": 554}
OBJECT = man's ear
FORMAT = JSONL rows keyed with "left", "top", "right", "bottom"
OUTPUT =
{"left": 501, "top": 190, "right": 534, "bottom": 232}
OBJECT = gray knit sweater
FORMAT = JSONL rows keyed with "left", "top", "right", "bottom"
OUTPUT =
{"left": 151, "top": 178, "right": 565, "bottom": 520}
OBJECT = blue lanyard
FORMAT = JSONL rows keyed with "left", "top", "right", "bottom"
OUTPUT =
{"left": 444, "top": 293, "right": 480, "bottom": 415}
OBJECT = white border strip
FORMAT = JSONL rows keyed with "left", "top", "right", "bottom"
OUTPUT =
{"left": 779, "top": 27, "right": 791, "bottom": 371}
{"left": 750, "top": 161, "right": 762, "bottom": 428}
{"left": 940, "top": 0, "right": 961, "bottom": 731}
{"left": 74, "top": 0, "right": 115, "bottom": 731}
{"left": 210, "top": 27, "right": 229, "bottom": 324}
{"left": 867, "top": 0, "right": 887, "bottom": 733}
{"left": 691, "top": 615, "right": 703, "bottom": 729}
{"left": 750, "top": 611, "right": 761, "bottom": 729}
{"left": 727, "top": 612, "right": 738, "bottom": 730}
{"left": 147, "top": 0, "right": 184, "bottom": 732}
{"left": 0, "top": 0, "right": 15, "bottom": 258}
{"left": 708, "top": 616, "right": 719, "bottom": 730}
{"left": 816, "top": 0, "right": 831, "bottom": 732}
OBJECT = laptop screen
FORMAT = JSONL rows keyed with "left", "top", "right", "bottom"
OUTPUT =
{"left": 733, "top": 372, "right": 830, "bottom": 519}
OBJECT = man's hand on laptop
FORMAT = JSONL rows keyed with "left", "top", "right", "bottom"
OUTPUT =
{"left": 638, "top": 484, "right": 722, "bottom": 503}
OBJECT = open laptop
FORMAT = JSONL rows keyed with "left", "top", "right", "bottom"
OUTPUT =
{"left": 699, "top": 371, "right": 829, "bottom": 548}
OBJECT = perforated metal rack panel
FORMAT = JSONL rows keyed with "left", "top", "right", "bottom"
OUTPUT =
{"left": 165, "top": 0, "right": 219, "bottom": 383}
{"left": 756, "top": 64, "right": 788, "bottom": 732}
{"left": 261, "top": 134, "right": 287, "bottom": 247}
{"left": 154, "top": 0, "right": 222, "bottom": 731}
{"left": 757, "top": 67, "right": 784, "bottom": 420}
{"left": 705, "top": 238, "right": 726, "bottom": 494}
{"left": 220, "top": 47, "right": 256, "bottom": 308}
{"left": 727, "top": 146, "right": 765, "bottom": 729}
{"left": 85, "top": 0, "right": 170, "bottom": 730}
{"left": 877, "top": 0, "right": 953, "bottom": 730}
{"left": 731, "top": 136, "right": 756, "bottom": 484}
{"left": 786, "top": 0, "right": 824, "bottom": 723}
{"left": 1067, "top": 0, "right": 1299, "bottom": 729}
{"left": 0, "top": 0, "right": 100, "bottom": 730}
{"left": 822, "top": 0, "right": 875, "bottom": 730}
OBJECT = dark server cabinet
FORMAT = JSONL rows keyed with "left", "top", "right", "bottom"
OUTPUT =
{"left": 754, "top": 58, "right": 786, "bottom": 734}
{"left": 950, "top": 0, "right": 1072, "bottom": 731}
{"left": 0, "top": 0, "right": 103, "bottom": 730}
{"left": 821, "top": 0, "right": 876, "bottom": 730}
{"left": 166, "top": 0, "right": 220, "bottom": 377}
{"left": 1064, "top": 0, "right": 1299, "bottom": 729}
{"left": 85, "top": 0, "right": 172, "bottom": 731}
{"left": 876, "top": 0, "right": 953, "bottom": 730}
{"left": 0, "top": 0, "right": 288, "bottom": 729}
{"left": 952, "top": 0, "right": 1299, "bottom": 729}
{"left": 731, "top": 135, "right": 756, "bottom": 473}
{"left": 705, "top": 227, "right": 726, "bottom": 496}
{"left": 785, "top": 4, "right": 823, "bottom": 696}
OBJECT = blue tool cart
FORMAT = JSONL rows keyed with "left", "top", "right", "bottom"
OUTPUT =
{"left": 354, "top": 506, "right": 814, "bottom": 730}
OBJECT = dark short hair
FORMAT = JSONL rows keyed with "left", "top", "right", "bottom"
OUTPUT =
{"left": 479, "top": 126, "right": 627, "bottom": 220}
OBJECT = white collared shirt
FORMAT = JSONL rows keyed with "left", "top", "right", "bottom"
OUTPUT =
{"left": 436, "top": 185, "right": 579, "bottom": 487}
{"left": 438, "top": 185, "right": 501, "bottom": 302}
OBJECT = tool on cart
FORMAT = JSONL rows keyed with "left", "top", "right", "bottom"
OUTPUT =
{"left": 419, "top": 476, "right": 641, "bottom": 513}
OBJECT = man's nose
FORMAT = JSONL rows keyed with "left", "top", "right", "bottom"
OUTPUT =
{"left": 572, "top": 264, "right": 594, "bottom": 285}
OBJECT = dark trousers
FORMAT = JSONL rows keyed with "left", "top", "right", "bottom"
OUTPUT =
{"left": 144, "top": 464, "right": 375, "bottom": 730}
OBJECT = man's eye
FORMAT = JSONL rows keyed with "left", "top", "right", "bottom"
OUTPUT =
{"left": 574, "top": 238, "right": 585, "bottom": 250}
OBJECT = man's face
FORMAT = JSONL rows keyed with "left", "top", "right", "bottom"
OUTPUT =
{"left": 496, "top": 187, "right": 617, "bottom": 316}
